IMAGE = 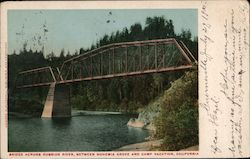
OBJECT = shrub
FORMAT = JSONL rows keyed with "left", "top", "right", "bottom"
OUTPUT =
{"left": 154, "top": 70, "right": 198, "bottom": 150}
{"left": 71, "top": 94, "right": 90, "bottom": 110}
{"left": 127, "top": 101, "right": 143, "bottom": 113}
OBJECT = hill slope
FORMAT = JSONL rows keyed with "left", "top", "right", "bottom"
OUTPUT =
{"left": 127, "top": 70, "right": 198, "bottom": 150}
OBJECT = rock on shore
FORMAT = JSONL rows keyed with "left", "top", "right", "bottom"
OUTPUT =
{"left": 127, "top": 95, "right": 163, "bottom": 131}
{"left": 127, "top": 118, "right": 145, "bottom": 128}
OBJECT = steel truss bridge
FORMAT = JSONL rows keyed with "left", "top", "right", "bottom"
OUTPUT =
{"left": 15, "top": 38, "right": 197, "bottom": 89}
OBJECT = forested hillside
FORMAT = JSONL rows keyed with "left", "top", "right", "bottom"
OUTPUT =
{"left": 8, "top": 16, "right": 198, "bottom": 114}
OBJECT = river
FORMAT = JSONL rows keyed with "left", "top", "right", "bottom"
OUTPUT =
{"left": 8, "top": 110, "right": 149, "bottom": 152}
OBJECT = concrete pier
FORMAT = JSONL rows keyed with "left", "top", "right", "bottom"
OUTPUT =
{"left": 41, "top": 83, "right": 71, "bottom": 118}
{"left": 41, "top": 82, "right": 56, "bottom": 117}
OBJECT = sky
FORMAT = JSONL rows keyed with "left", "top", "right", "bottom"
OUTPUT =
{"left": 8, "top": 9, "right": 197, "bottom": 56}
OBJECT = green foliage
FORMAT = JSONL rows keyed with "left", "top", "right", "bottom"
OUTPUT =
{"left": 71, "top": 94, "right": 90, "bottom": 110}
{"left": 154, "top": 70, "right": 198, "bottom": 150}
{"left": 127, "top": 101, "right": 143, "bottom": 113}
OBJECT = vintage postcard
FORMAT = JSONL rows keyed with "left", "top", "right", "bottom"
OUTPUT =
{"left": 0, "top": 0, "right": 249, "bottom": 158}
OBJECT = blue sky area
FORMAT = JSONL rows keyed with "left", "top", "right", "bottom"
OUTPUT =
{"left": 8, "top": 9, "right": 197, "bottom": 56}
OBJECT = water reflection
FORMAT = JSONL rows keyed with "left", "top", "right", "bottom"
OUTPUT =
{"left": 51, "top": 117, "right": 72, "bottom": 125}
{"left": 128, "top": 126, "right": 148, "bottom": 142}
{"left": 8, "top": 113, "right": 149, "bottom": 152}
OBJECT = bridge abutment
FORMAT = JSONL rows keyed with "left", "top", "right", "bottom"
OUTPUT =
{"left": 41, "top": 83, "right": 71, "bottom": 118}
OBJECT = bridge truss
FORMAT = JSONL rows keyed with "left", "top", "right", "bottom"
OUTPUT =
{"left": 15, "top": 38, "right": 197, "bottom": 88}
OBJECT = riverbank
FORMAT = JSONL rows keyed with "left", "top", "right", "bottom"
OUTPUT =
{"left": 115, "top": 140, "right": 198, "bottom": 151}
{"left": 124, "top": 71, "right": 199, "bottom": 151}
{"left": 180, "top": 145, "right": 199, "bottom": 151}
{"left": 72, "top": 110, "right": 124, "bottom": 116}
{"left": 114, "top": 139, "right": 163, "bottom": 151}
{"left": 9, "top": 110, "right": 133, "bottom": 118}
{"left": 9, "top": 112, "right": 33, "bottom": 118}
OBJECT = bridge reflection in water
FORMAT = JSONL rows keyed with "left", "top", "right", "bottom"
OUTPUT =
{"left": 14, "top": 38, "right": 197, "bottom": 118}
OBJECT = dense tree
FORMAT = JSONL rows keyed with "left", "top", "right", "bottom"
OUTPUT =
{"left": 60, "top": 49, "right": 65, "bottom": 59}
{"left": 130, "top": 23, "right": 143, "bottom": 40}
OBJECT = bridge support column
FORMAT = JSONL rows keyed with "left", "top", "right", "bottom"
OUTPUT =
{"left": 41, "top": 83, "right": 71, "bottom": 118}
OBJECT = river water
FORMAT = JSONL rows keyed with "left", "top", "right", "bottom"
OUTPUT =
{"left": 8, "top": 110, "right": 149, "bottom": 152}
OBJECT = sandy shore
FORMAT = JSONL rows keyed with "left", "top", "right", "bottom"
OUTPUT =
{"left": 114, "top": 140, "right": 163, "bottom": 151}
{"left": 115, "top": 139, "right": 198, "bottom": 151}
{"left": 180, "top": 145, "right": 199, "bottom": 151}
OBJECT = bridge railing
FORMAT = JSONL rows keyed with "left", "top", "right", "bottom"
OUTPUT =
{"left": 15, "top": 66, "right": 57, "bottom": 88}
